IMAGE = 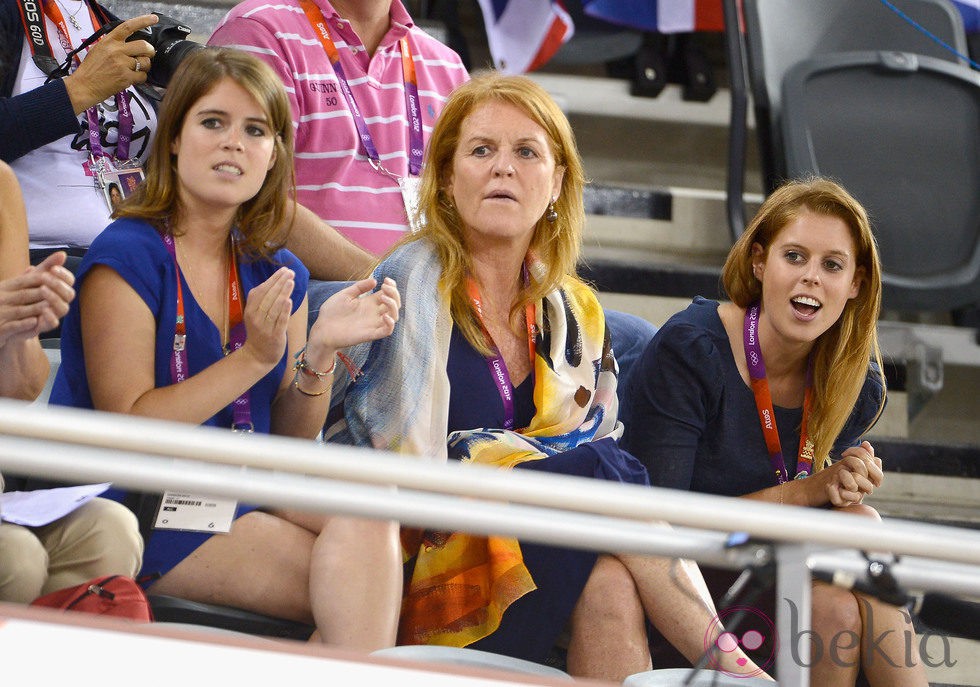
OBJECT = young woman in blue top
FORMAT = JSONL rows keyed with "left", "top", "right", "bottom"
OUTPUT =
{"left": 50, "top": 48, "right": 402, "bottom": 650}
{"left": 625, "top": 178, "right": 928, "bottom": 686}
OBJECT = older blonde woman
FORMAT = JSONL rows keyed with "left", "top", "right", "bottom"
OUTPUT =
{"left": 326, "top": 71, "right": 769, "bottom": 682}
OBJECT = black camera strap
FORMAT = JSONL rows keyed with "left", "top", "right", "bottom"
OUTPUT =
{"left": 15, "top": 0, "right": 111, "bottom": 78}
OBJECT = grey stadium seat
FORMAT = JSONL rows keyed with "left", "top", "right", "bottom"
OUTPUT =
{"left": 781, "top": 49, "right": 980, "bottom": 314}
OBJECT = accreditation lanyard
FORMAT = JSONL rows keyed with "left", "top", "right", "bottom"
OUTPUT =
{"left": 299, "top": 0, "right": 423, "bottom": 176}
{"left": 743, "top": 302, "right": 815, "bottom": 484}
{"left": 18, "top": 0, "right": 134, "bottom": 163}
{"left": 465, "top": 272, "right": 536, "bottom": 430}
{"left": 161, "top": 233, "right": 253, "bottom": 432}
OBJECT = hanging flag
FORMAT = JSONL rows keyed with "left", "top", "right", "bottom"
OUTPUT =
{"left": 952, "top": 0, "right": 980, "bottom": 32}
{"left": 583, "top": 0, "right": 725, "bottom": 33}
{"left": 476, "top": 0, "right": 574, "bottom": 74}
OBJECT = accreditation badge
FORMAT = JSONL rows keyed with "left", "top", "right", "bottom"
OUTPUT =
{"left": 399, "top": 175, "right": 423, "bottom": 232}
{"left": 95, "top": 159, "right": 145, "bottom": 213}
{"left": 153, "top": 491, "right": 237, "bottom": 533}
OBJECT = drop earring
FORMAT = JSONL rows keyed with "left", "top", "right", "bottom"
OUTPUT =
{"left": 545, "top": 199, "right": 558, "bottom": 223}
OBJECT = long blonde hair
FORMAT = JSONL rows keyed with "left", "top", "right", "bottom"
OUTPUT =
{"left": 395, "top": 71, "right": 588, "bottom": 355}
{"left": 115, "top": 47, "right": 296, "bottom": 260}
{"left": 722, "top": 178, "right": 885, "bottom": 469}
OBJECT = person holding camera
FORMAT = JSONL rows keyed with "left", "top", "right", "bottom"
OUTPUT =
{"left": 0, "top": 2, "right": 159, "bottom": 253}
{"left": 2, "top": 0, "right": 378, "bottom": 288}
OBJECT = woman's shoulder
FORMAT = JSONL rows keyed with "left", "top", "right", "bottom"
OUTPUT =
{"left": 266, "top": 246, "right": 309, "bottom": 280}
{"left": 375, "top": 238, "right": 439, "bottom": 282}
{"left": 855, "top": 359, "right": 887, "bottom": 419}
{"left": 635, "top": 297, "right": 731, "bottom": 385}
{"left": 655, "top": 297, "right": 728, "bottom": 348}
{"left": 90, "top": 216, "right": 159, "bottom": 243}
{"left": 85, "top": 218, "right": 165, "bottom": 265}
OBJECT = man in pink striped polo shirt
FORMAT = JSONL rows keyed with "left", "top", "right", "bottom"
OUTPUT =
{"left": 209, "top": 0, "right": 468, "bottom": 272}
{"left": 209, "top": 0, "right": 656, "bottom": 429}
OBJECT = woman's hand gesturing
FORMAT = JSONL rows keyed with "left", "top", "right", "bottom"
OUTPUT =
{"left": 241, "top": 266, "right": 294, "bottom": 369}
{"left": 308, "top": 277, "right": 400, "bottom": 357}
{"left": 0, "top": 251, "right": 75, "bottom": 348}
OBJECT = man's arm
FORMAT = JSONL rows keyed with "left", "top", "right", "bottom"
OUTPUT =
{"left": 286, "top": 203, "right": 376, "bottom": 280}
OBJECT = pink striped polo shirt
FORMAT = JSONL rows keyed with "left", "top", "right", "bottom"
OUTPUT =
{"left": 209, "top": 0, "right": 468, "bottom": 255}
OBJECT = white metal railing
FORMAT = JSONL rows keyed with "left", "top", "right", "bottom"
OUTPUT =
{"left": 2, "top": 398, "right": 978, "bottom": 685}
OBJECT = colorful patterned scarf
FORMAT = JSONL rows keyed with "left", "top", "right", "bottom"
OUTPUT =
{"left": 326, "top": 238, "right": 620, "bottom": 647}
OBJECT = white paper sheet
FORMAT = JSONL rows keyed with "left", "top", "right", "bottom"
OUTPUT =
{"left": 0, "top": 483, "right": 111, "bottom": 527}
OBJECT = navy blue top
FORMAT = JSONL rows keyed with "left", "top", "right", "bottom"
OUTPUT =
{"left": 446, "top": 324, "right": 649, "bottom": 483}
{"left": 442, "top": 325, "right": 648, "bottom": 664}
{"left": 622, "top": 297, "right": 885, "bottom": 496}
{"left": 447, "top": 326, "right": 536, "bottom": 432}
{"left": 49, "top": 217, "right": 309, "bottom": 580}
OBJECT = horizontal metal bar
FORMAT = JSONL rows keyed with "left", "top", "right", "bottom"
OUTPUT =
{"left": 808, "top": 550, "right": 980, "bottom": 599}
{"left": 0, "top": 435, "right": 763, "bottom": 569}
{"left": 3, "top": 400, "right": 979, "bottom": 569}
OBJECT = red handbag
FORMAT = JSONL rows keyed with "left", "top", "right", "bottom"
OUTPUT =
{"left": 30, "top": 575, "right": 154, "bottom": 622}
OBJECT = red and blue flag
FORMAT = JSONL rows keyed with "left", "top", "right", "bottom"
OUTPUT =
{"left": 476, "top": 0, "right": 574, "bottom": 74}
{"left": 583, "top": 0, "right": 725, "bottom": 33}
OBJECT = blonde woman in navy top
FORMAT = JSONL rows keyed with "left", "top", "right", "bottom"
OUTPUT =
{"left": 625, "top": 178, "right": 928, "bottom": 686}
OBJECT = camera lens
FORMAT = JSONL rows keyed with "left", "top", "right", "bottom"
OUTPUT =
{"left": 147, "top": 38, "right": 204, "bottom": 88}
{"left": 125, "top": 13, "right": 204, "bottom": 88}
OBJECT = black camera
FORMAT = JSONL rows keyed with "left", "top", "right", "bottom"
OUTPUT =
{"left": 125, "top": 12, "right": 204, "bottom": 88}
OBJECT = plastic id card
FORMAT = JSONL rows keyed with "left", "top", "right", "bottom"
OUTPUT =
{"left": 154, "top": 491, "right": 237, "bottom": 533}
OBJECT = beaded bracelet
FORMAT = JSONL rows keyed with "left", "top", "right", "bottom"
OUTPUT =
{"left": 292, "top": 345, "right": 337, "bottom": 378}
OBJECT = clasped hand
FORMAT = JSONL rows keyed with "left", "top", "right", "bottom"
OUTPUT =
{"left": 0, "top": 251, "right": 76, "bottom": 348}
{"left": 821, "top": 440, "right": 883, "bottom": 507}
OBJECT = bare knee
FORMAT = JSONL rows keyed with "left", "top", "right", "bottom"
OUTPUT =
{"left": 567, "top": 555, "right": 651, "bottom": 681}
{"left": 314, "top": 516, "right": 401, "bottom": 577}
{"left": 576, "top": 554, "right": 645, "bottom": 622}
{"left": 813, "top": 582, "right": 863, "bottom": 637}
{"left": 321, "top": 516, "right": 399, "bottom": 551}
{"left": 151, "top": 510, "right": 319, "bottom": 621}
{"left": 833, "top": 503, "right": 881, "bottom": 520}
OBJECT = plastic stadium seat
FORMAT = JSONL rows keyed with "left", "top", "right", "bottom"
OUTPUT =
{"left": 372, "top": 645, "right": 574, "bottom": 680}
{"left": 624, "top": 667, "right": 774, "bottom": 686}
{"left": 148, "top": 594, "right": 314, "bottom": 641}
{"left": 780, "top": 50, "right": 980, "bottom": 314}
{"left": 741, "top": 0, "right": 969, "bottom": 193}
